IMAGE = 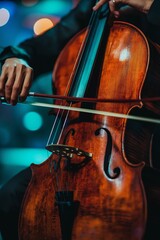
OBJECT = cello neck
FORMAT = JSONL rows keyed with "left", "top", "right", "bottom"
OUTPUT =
{"left": 67, "top": 3, "right": 110, "bottom": 98}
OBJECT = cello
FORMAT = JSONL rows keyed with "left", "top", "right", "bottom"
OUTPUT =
{"left": 18, "top": 2, "right": 160, "bottom": 239}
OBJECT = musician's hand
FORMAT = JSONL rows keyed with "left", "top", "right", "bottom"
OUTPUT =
{"left": 0, "top": 58, "right": 33, "bottom": 105}
{"left": 93, "top": 0, "right": 154, "bottom": 17}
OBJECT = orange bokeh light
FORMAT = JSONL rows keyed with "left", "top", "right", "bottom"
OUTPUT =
{"left": 33, "top": 18, "right": 54, "bottom": 35}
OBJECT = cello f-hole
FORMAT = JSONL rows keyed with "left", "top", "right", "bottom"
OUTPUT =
{"left": 95, "top": 127, "right": 121, "bottom": 179}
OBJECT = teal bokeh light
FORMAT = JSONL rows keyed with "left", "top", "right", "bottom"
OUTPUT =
{"left": 32, "top": 0, "right": 72, "bottom": 15}
{"left": 23, "top": 111, "right": 43, "bottom": 131}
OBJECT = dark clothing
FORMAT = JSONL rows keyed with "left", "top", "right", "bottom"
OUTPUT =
{"left": 147, "top": 0, "right": 160, "bottom": 25}
{"left": 1, "top": 0, "right": 160, "bottom": 239}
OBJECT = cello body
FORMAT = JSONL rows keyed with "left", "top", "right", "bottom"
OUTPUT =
{"left": 19, "top": 21, "right": 160, "bottom": 240}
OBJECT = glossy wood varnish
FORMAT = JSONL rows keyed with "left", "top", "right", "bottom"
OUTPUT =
{"left": 19, "top": 22, "right": 150, "bottom": 240}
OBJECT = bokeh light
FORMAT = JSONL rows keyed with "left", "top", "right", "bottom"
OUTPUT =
{"left": 33, "top": 17, "right": 54, "bottom": 35}
{"left": 23, "top": 111, "right": 43, "bottom": 131}
{"left": 0, "top": 8, "right": 10, "bottom": 27}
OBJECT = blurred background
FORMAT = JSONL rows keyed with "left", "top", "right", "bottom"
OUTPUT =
{"left": 0, "top": 0, "right": 80, "bottom": 189}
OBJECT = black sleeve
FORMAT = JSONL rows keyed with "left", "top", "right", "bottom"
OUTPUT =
{"left": 0, "top": 0, "right": 95, "bottom": 77}
{"left": 147, "top": 0, "right": 160, "bottom": 26}
{"left": 145, "top": 0, "right": 160, "bottom": 44}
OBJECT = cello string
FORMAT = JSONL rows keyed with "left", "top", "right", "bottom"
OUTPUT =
{"left": 46, "top": 108, "right": 63, "bottom": 146}
{"left": 57, "top": 103, "right": 72, "bottom": 144}
{"left": 47, "top": 4, "right": 101, "bottom": 167}
{"left": 46, "top": 6, "right": 99, "bottom": 147}
{"left": 44, "top": 2, "right": 101, "bottom": 199}
{"left": 42, "top": 4, "right": 102, "bottom": 201}
{"left": 50, "top": 5, "right": 102, "bottom": 197}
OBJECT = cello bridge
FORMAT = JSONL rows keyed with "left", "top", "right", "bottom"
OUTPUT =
{"left": 46, "top": 144, "right": 92, "bottom": 172}
{"left": 46, "top": 144, "right": 92, "bottom": 158}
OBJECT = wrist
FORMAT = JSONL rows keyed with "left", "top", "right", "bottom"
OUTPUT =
{"left": 143, "top": 0, "right": 154, "bottom": 13}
